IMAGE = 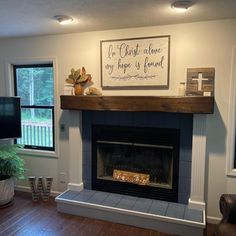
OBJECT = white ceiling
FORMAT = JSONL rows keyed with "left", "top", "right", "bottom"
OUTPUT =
{"left": 1, "top": 0, "right": 236, "bottom": 38}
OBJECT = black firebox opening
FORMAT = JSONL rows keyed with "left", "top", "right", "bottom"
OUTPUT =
{"left": 91, "top": 125, "right": 180, "bottom": 202}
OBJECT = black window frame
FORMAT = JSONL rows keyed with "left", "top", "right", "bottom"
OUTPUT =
{"left": 13, "top": 63, "right": 55, "bottom": 151}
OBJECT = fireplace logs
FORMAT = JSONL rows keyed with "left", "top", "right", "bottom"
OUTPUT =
{"left": 113, "top": 169, "right": 150, "bottom": 185}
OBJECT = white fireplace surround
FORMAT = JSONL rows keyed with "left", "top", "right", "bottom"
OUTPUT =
{"left": 67, "top": 111, "right": 207, "bottom": 211}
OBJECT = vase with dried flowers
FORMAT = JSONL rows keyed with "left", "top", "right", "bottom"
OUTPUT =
{"left": 65, "top": 67, "right": 92, "bottom": 95}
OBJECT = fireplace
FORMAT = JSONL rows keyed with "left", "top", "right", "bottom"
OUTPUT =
{"left": 91, "top": 125, "right": 180, "bottom": 202}
{"left": 58, "top": 94, "right": 211, "bottom": 234}
{"left": 82, "top": 111, "right": 193, "bottom": 204}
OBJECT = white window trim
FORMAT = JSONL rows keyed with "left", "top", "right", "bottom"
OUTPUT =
{"left": 4, "top": 56, "right": 59, "bottom": 158}
{"left": 226, "top": 46, "right": 236, "bottom": 177}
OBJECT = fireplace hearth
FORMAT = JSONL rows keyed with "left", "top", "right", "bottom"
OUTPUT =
{"left": 92, "top": 125, "right": 180, "bottom": 202}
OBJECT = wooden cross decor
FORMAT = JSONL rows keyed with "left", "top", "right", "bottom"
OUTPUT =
{"left": 185, "top": 68, "right": 215, "bottom": 96}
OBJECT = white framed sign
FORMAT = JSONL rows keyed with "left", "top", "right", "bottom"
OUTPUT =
{"left": 100, "top": 35, "right": 170, "bottom": 89}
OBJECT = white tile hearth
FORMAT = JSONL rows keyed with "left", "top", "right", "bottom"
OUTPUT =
{"left": 56, "top": 189, "right": 205, "bottom": 236}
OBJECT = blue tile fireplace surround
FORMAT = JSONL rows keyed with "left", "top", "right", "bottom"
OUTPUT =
{"left": 82, "top": 111, "right": 193, "bottom": 204}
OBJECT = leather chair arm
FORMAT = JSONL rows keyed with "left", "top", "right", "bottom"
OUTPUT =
{"left": 220, "top": 194, "right": 236, "bottom": 223}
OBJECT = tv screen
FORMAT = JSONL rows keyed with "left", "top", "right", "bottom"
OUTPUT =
{"left": 0, "top": 97, "right": 21, "bottom": 139}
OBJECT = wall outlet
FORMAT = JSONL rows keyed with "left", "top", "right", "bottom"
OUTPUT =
{"left": 59, "top": 172, "right": 67, "bottom": 184}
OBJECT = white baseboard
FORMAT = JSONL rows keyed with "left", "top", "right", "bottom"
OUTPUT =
{"left": 68, "top": 182, "right": 84, "bottom": 192}
{"left": 206, "top": 216, "right": 221, "bottom": 224}
{"left": 15, "top": 185, "right": 61, "bottom": 197}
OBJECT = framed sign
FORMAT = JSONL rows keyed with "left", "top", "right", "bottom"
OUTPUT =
{"left": 100, "top": 35, "right": 170, "bottom": 89}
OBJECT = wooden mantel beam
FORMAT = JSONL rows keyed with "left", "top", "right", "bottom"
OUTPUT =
{"left": 60, "top": 95, "right": 214, "bottom": 114}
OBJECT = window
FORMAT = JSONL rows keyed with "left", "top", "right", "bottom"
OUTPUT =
{"left": 226, "top": 46, "right": 236, "bottom": 176}
{"left": 14, "top": 64, "right": 55, "bottom": 151}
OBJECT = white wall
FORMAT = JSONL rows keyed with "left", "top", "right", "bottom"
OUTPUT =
{"left": 0, "top": 19, "right": 236, "bottom": 220}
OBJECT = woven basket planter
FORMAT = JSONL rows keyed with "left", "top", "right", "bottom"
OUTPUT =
{"left": 0, "top": 178, "right": 14, "bottom": 206}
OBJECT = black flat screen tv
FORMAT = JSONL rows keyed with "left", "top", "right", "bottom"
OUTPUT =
{"left": 0, "top": 97, "right": 21, "bottom": 139}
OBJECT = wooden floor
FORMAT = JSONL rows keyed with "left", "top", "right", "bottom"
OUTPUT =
{"left": 0, "top": 191, "right": 217, "bottom": 236}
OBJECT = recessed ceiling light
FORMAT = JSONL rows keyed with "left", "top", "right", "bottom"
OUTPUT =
{"left": 53, "top": 15, "right": 74, "bottom": 25}
{"left": 171, "top": 1, "right": 194, "bottom": 12}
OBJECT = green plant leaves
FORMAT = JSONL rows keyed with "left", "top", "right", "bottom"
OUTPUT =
{"left": 66, "top": 67, "right": 92, "bottom": 85}
{"left": 0, "top": 144, "right": 25, "bottom": 180}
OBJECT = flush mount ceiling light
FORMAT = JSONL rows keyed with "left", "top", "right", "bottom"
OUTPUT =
{"left": 53, "top": 15, "right": 74, "bottom": 25}
{"left": 171, "top": 1, "right": 194, "bottom": 12}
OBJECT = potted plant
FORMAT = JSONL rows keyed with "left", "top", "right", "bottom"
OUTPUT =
{"left": 0, "top": 144, "right": 24, "bottom": 207}
{"left": 65, "top": 67, "right": 92, "bottom": 95}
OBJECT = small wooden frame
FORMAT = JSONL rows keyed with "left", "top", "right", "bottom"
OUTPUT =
{"left": 186, "top": 68, "right": 215, "bottom": 96}
{"left": 113, "top": 169, "right": 150, "bottom": 185}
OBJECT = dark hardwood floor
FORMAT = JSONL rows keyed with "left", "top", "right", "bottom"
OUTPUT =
{"left": 0, "top": 191, "right": 217, "bottom": 236}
